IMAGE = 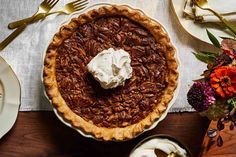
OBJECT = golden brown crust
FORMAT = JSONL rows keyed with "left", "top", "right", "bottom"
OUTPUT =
{"left": 43, "top": 5, "right": 178, "bottom": 141}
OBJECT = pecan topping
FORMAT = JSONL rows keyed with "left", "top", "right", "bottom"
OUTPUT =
{"left": 56, "top": 16, "right": 168, "bottom": 128}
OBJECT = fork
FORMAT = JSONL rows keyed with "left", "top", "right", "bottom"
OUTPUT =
{"left": 8, "top": 0, "right": 88, "bottom": 29}
{"left": 8, "top": 0, "right": 59, "bottom": 29}
{"left": 49, "top": 0, "right": 88, "bottom": 15}
{"left": 24, "top": 0, "right": 88, "bottom": 24}
{"left": 0, "top": 0, "right": 88, "bottom": 51}
{"left": 194, "top": 0, "right": 236, "bottom": 35}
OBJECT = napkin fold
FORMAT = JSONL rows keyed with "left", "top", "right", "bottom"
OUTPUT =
{"left": 184, "top": 0, "right": 236, "bottom": 23}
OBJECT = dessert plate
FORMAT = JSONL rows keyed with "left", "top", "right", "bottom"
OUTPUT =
{"left": 170, "top": 0, "right": 235, "bottom": 44}
{"left": 0, "top": 56, "right": 21, "bottom": 139}
{"left": 42, "top": 3, "right": 180, "bottom": 141}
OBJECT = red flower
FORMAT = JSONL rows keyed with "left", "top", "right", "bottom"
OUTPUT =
{"left": 210, "top": 66, "right": 236, "bottom": 98}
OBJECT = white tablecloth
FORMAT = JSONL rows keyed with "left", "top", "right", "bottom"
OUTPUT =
{"left": 0, "top": 0, "right": 214, "bottom": 111}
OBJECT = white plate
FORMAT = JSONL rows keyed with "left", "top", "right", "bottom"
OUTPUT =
{"left": 42, "top": 3, "right": 180, "bottom": 141}
{"left": 170, "top": 0, "right": 235, "bottom": 44}
{"left": 0, "top": 56, "right": 21, "bottom": 139}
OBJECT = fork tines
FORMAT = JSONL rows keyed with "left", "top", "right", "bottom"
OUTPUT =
{"left": 48, "top": 0, "right": 59, "bottom": 8}
{"left": 73, "top": 0, "right": 88, "bottom": 7}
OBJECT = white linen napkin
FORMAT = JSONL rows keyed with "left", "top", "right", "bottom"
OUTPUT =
{"left": 184, "top": 0, "right": 236, "bottom": 22}
{"left": 195, "top": 0, "right": 236, "bottom": 22}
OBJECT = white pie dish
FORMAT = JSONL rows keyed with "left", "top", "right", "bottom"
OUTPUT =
{"left": 41, "top": 3, "right": 181, "bottom": 141}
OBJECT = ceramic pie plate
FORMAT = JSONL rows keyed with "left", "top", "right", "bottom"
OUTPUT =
{"left": 170, "top": 0, "right": 235, "bottom": 44}
{"left": 0, "top": 56, "right": 21, "bottom": 139}
{"left": 42, "top": 3, "right": 181, "bottom": 141}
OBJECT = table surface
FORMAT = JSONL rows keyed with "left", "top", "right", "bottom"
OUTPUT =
{"left": 0, "top": 112, "right": 210, "bottom": 157}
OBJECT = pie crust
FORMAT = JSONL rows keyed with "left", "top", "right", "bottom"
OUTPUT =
{"left": 43, "top": 5, "right": 178, "bottom": 141}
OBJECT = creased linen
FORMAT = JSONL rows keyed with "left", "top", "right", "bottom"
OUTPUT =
{"left": 0, "top": 0, "right": 215, "bottom": 112}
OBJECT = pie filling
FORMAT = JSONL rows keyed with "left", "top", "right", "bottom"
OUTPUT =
{"left": 55, "top": 16, "right": 169, "bottom": 128}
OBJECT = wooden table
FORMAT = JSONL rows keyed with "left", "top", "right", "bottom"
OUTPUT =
{"left": 201, "top": 121, "right": 236, "bottom": 157}
{"left": 0, "top": 112, "right": 210, "bottom": 157}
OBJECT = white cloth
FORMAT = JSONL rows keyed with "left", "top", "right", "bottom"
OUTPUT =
{"left": 0, "top": 0, "right": 213, "bottom": 112}
{"left": 185, "top": 0, "right": 236, "bottom": 22}
{"left": 195, "top": 0, "right": 236, "bottom": 16}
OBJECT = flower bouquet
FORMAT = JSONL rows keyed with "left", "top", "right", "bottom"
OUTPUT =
{"left": 187, "top": 30, "right": 236, "bottom": 146}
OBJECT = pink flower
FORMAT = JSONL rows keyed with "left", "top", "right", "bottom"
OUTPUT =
{"left": 221, "top": 39, "right": 236, "bottom": 59}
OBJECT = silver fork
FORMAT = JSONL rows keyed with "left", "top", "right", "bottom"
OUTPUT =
{"left": 8, "top": 0, "right": 59, "bottom": 29}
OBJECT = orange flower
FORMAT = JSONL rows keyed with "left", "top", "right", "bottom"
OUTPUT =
{"left": 210, "top": 66, "right": 236, "bottom": 98}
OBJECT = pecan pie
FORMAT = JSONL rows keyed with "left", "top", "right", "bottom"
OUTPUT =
{"left": 43, "top": 5, "right": 178, "bottom": 141}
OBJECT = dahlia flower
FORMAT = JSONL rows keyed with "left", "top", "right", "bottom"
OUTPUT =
{"left": 187, "top": 82, "right": 216, "bottom": 112}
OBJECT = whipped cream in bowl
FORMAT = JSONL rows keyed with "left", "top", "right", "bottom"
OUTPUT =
{"left": 130, "top": 135, "right": 191, "bottom": 157}
{"left": 87, "top": 48, "right": 132, "bottom": 89}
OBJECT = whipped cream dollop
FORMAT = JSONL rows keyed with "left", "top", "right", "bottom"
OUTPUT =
{"left": 130, "top": 138, "right": 187, "bottom": 157}
{"left": 87, "top": 48, "right": 132, "bottom": 89}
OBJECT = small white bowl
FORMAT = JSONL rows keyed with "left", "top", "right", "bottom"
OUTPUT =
{"left": 130, "top": 134, "right": 192, "bottom": 157}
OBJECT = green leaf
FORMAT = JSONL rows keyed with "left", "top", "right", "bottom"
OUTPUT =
{"left": 230, "top": 107, "right": 236, "bottom": 116}
{"left": 227, "top": 97, "right": 236, "bottom": 107}
{"left": 220, "top": 36, "right": 236, "bottom": 41}
{"left": 206, "top": 29, "right": 221, "bottom": 48}
{"left": 200, "top": 51, "right": 219, "bottom": 56}
{"left": 200, "top": 69, "right": 211, "bottom": 79}
{"left": 193, "top": 53, "right": 208, "bottom": 63}
{"left": 200, "top": 104, "right": 229, "bottom": 120}
{"left": 193, "top": 52, "right": 216, "bottom": 63}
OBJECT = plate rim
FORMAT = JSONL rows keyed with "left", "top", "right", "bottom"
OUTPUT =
{"left": 0, "top": 56, "right": 21, "bottom": 139}
{"left": 170, "top": 0, "right": 235, "bottom": 44}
